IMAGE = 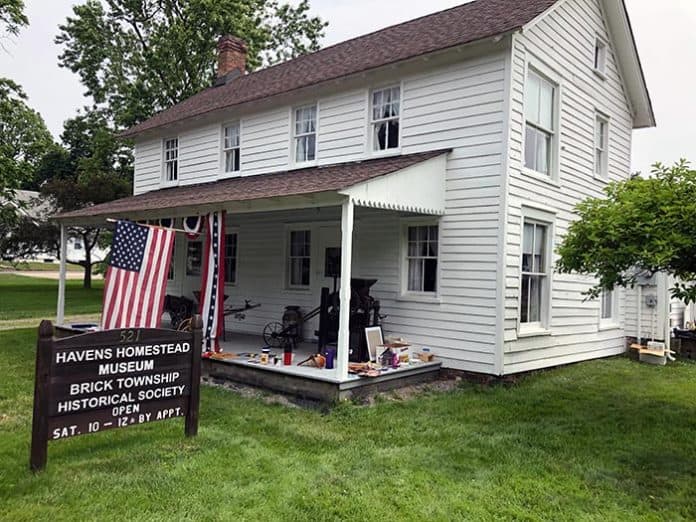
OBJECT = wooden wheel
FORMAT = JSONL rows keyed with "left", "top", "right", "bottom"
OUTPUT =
{"left": 262, "top": 322, "right": 285, "bottom": 348}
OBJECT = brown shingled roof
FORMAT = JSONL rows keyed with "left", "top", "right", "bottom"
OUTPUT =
{"left": 122, "top": 0, "right": 558, "bottom": 137}
{"left": 55, "top": 150, "right": 449, "bottom": 221}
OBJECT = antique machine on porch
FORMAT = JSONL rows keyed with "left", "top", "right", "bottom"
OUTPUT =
{"left": 261, "top": 278, "right": 383, "bottom": 362}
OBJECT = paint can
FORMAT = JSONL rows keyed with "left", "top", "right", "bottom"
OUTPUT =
{"left": 260, "top": 348, "right": 270, "bottom": 365}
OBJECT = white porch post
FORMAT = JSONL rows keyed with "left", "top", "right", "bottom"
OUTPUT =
{"left": 336, "top": 197, "right": 354, "bottom": 381}
{"left": 56, "top": 224, "right": 67, "bottom": 325}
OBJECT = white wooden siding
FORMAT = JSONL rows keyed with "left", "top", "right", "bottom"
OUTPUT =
{"left": 133, "top": 139, "right": 162, "bottom": 195}
{"left": 317, "top": 89, "right": 366, "bottom": 164}
{"left": 502, "top": 0, "right": 635, "bottom": 373}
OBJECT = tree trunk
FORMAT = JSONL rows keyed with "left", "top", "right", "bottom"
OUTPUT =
{"left": 83, "top": 249, "right": 92, "bottom": 289}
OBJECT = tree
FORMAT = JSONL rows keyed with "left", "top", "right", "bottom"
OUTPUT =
{"left": 0, "top": 78, "right": 53, "bottom": 232}
{"left": 2, "top": 108, "right": 132, "bottom": 288}
{"left": 56, "top": 0, "right": 327, "bottom": 128}
{"left": 0, "top": 0, "right": 27, "bottom": 39}
{"left": 44, "top": 109, "right": 132, "bottom": 288}
{"left": 557, "top": 160, "right": 696, "bottom": 303}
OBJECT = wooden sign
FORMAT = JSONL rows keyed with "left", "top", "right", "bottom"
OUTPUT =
{"left": 30, "top": 316, "right": 203, "bottom": 472}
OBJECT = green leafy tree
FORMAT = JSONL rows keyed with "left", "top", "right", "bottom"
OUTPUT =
{"left": 557, "top": 160, "right": 696, "bottom": 303}
{"left": 0, "top": 79, "right": 53, "bottom": 231}
{"left": 56, "top": 0, "right": 327, "bottom": 128}
{"left": 3, "top": 109, "right": 132, "bottom": 288}
{"left": 0, "top": 0, "right": 27, "bottom": 38}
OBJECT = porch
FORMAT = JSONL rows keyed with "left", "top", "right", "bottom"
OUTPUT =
{"left": 53, "top": 151, "right": 449, "bottom": 399}
{"left": 206, "top": 332, "right": 441, "bottom": 402}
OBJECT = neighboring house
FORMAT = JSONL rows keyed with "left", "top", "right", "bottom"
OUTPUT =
{"left": 2, "top": 190, "right": 107, "bottom": 264}
{"left": 57, "top": 0, "right": 656, "bottom": 377}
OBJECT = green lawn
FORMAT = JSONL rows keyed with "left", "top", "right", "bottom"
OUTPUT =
{"left": 0, "top": 274, "right": 103, "bottom": 321}
{"left": 1, "top": 328, "right": 695, "bottom": 520}
{"left": 0, "top": 261, "right": 82, "bottom": 272}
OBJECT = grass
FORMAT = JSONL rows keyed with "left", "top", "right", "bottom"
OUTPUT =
{"left": 0, "top": 274, "right": 103, "bottom": 321}
{"left": 0, "top": 261, "right": 82, "bottom": 272}
{"left": 1, "top": 328, "right": 695, "bottom": 520}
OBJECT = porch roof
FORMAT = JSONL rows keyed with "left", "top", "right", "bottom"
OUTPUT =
{"left": 54, "top": 150, "right": 449, "bottom": 225}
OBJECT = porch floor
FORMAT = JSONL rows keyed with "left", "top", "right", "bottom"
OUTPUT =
{"left": 203, "top": 332, "right": 442, "bottom": 402}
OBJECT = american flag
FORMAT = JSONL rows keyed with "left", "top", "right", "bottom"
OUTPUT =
{"left": 101, "top": 220, "right": 175, "bottom": 330}
{"left": 199, "top": 212, "right": 226, "bottom": 351}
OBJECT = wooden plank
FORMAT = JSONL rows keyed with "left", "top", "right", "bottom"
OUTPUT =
{"left": 30, "top": 321, "right": 52, "bottom": 472}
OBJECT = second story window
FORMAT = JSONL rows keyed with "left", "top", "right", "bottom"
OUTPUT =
{"left": 294, "top": 105, "right": 316, "bottom": 163}
{"left": 163, "top": 138, "right": 178, "bottom": 183}
{"left": 371, "top": 86, "right": 400, "bottom": 151}
{"left": 223, "top": 123, "right": 241, "bottom": 173}
{"left": 594, "top": 39, "right": 607, "bottom": 76}
{"left": 595, "top": 113, "right": 609, "bottom": 178}
{"left": 524, "top": 70, "right": 556, "bottom": 176}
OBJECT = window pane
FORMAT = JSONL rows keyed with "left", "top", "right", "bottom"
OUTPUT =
{"left": 300, "top": 258, "right": 311, "bottom": 286}
{"left": 521, "top": 275, "right": 530, "bottom": 323}
{"left": 536, "top": 130, "right": 550, "bottom": 175}
{"left": 524, "top": 125, "right": 537, "bottom": 171}
{"left": 374, "top": 121, "right": 387, "bottom": 150}
{"left": 539, "top": 80, "right": 554, "bottom": 130}
{"left": 408, "top": 241, "right": 419, "bottom": 257}
{"left": 306, "top": 134, "right": 316, "bottom": 161}
{"left": 529, "top": 275, "right": 542, "bottom": 322}
{"left": 525, "top": 72, "right": 540, "bottom": 123}
{"left": 387, "top": 120, "right": 399, "bottom": 149}
{"left": 408, "top": 258, "right": 422, "bottom": 292}
{"left": 423, "top": 258, "right": 437, "bottom": 292}
{"left": 533, "top": 224, "right": 546, "bottom": 272}
{"left": 601, "top": 290, "right": 613, "bottom": 319}
{"left": 522, "top": 223, "right": 534, "bottom": 272}
{"left": 290, "top": 259, "right": 303, "bottom": 286}
{"left": 596, "top": 149, "right": 603, "bottom": 175}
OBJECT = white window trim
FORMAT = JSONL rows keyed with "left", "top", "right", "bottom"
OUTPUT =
{"left": 521, "top": 59, "right": 562, "bottom": 184}
{"left": 593, "top": 36, "right": 608, "bottom": 79}
{"left": 368, "top": 82, "right": 403, "bottom": 157}
{"left": 594, "top": 111, "right": 610, "bottom": 181}
{"left": 598, "top": 288, "right": 620, "bottom": 330}
{"left": 284, "top": 225, "right": 312, "bottom": 290}
{"left": 290, "top": 103, "right": 318, "bottom": 167}
{"left": 398, "top": 218, "right": 441, "bottom": 303}
{"left": 517, "top": 206, "right": 555, "bottom": 337}
{"left": 224, "top": 228, "right": 240, "bottom": 286}
{"left": 162, "top": 136, "right": 179, "bottom": 187}
{"left": 220, "top": 121, "right": 242, "bottom": 177}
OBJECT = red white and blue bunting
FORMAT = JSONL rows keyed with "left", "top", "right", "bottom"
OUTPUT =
{"left": 184, "top": 215, "right": 203, "bottom": 240}
{"left": 198, "top": 212, "right": 226, "bottom": 352}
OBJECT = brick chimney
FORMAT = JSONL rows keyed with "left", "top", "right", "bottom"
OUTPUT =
{"left": 216, "top": 35, "right": 247, "bottom": 80}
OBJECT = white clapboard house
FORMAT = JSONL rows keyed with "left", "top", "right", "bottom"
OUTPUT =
{"left": 56, "top": 0, "right": 655, "bottom": 395}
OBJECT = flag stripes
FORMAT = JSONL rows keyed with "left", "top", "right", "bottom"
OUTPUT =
{"left": 101, "top": 221, "right": 175, "bottom": 330}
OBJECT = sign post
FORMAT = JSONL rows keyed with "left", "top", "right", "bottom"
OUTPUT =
{"left": 30, "top": 316, "right": 203, "bottom": 472}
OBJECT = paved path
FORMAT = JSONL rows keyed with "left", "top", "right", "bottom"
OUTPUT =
{"left": 0, "top": 314, "right": 101, "bottom": 331}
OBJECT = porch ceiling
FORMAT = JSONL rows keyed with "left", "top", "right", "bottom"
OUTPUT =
{"left": 54, "top": 150, "right": 450, "bottom": 226}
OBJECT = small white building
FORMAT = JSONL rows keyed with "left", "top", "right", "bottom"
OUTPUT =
{"left": 57, "top": 0, "right": 656, "bottom": 381}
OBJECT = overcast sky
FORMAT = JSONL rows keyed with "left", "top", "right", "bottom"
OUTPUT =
{"left": 1, "top": 0, "right": 693, "bottom": 175}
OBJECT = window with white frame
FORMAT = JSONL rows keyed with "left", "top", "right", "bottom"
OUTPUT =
{"left": 288, "top": 230, "right": 311, "bottom": 287}
{"left": 186, "top": 240, "right": 202, "bottom": 276}
{"left": 371, "top": 86, "right": 400, "bottom": 151}
{"left": 524, "top": 70, "right": 556, "bottom": 176}
{"left": 163, "top": 138, "right": 178, "bottom": 183}
{"left": 405, "top": 224, "right": 438, "bottom": 293}
{"left": 595, "top": 113, "right": 609, "bottom": 178}
{"left": 293, "top": 106, "right": 317, "bottom": 163}
{"left": 600, "top": 289, "right": 614, "bottom": 321}
{"left": 224, "top": 232, "right": 238, "bottom": 284}
{"left": 520, "top": 220, "right": 550, "bottom": 326}
{"left": 594, "top": 39, "right": 607, "bottom": 75}
{"left": 223, "top": 123, "right": 241, "bottom": 173}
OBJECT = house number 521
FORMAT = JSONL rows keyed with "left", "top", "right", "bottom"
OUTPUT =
{"left": 119, "top": 329, "right": 141, "bottom": 343}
